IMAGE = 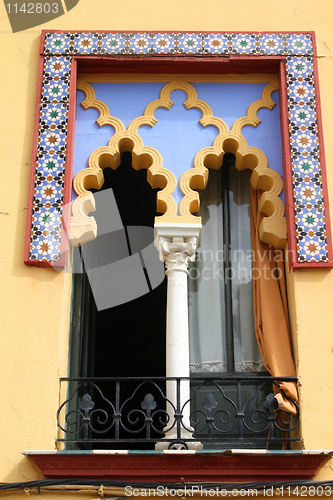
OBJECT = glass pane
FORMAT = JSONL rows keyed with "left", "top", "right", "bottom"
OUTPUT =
{"left": 188, "top": 169, "right": 227, "bottom": 373}
{"left": 228, "top": 166, "right": 264, "bottom": 372}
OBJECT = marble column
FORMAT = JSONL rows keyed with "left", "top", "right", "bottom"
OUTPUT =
{"left": 154, "top": 223, "right": 202, "bottom": 449}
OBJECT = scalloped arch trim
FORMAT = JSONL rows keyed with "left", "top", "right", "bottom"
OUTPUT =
{"left": 178, "top": 80, "right": 287, "bottom": 249}
{"left": 72, "top": 78, "right": 286, "bottom": 249}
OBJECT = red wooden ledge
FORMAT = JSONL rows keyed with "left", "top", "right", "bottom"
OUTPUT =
{"left": 23, "top": 450, "right": 332, "bottom": 482}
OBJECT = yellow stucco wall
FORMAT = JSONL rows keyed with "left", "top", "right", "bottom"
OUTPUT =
{"left": 0, "top": 0, "right": 333, "bottom": 495}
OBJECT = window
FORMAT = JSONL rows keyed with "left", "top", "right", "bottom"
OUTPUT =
{"left": 189, "top": 154, "right": 261, "bottom": 375}
{"left": 24, "top": 29, "right": 332, "bottom": 479}
{"left": 69, "top": 153, "right": 166, "bottom": 382}
{"left": 55, "top": 74, "right": 300, "bottom": 451}
{"left": 67, "top": 153, "right": 167, "bottom": 449}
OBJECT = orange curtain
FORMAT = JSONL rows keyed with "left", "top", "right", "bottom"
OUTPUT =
{"left": 251, "top": 189, "right": 298, "bottom": 414}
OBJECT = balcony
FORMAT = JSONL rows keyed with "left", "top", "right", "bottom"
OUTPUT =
{"left": 57, "top": 375, "right": 300, "bottom": 450}
{"left": 25, "top": 381, "right": 331, "bottom": 482}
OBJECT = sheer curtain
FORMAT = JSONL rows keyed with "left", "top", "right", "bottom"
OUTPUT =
{"left": 229, "top": 167, "right": 264, "bottom": 372}
{"left": 188, "top": 167, "right": 264, "bottom": 374}
{"left": 188, "top": 169, "right": 226, "bottom": 373}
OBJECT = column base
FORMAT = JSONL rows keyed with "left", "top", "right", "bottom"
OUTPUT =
{"left": 155, "top": 429, "right": 203, "bottom": 450}
{"left": 155, "top": 440, "right": 203, "bottom": 450}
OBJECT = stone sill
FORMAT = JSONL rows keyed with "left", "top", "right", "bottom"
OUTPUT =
{"left": 22, "top": 449, "right": 332, "bottom": 482}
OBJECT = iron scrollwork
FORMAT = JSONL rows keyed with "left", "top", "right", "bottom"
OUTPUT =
{"left": 57, "top": 376, "right": 300, "bottom": 449}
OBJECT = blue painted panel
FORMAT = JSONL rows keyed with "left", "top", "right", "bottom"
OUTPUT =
{"left": 192, "top": 82, "right": 266, "bottom": 129}
{"left": 138, "top": 88, "right": 217, "bottom": 204}
{"left": 73, "top": 81, "right": 283, "bottom": 206}
{"left": 93, "top": 82, "right": 166, "bottom": 129}
{"left": 242, "top": 90, "right": 284, "bottom": 185}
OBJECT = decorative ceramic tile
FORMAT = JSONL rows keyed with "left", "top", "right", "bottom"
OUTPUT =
{"left": 101, "top": 33, "right": 123, "bottom": 54}
{"left": 284, "top": 54, "right": 328, "bottom": 262}
{"left": 39, "top": 102, "right": 69, "bottom": 131}
{"left": 292, "top": 155, "right": 320, "bottom": 175}
{"left": 44, "top": 32, "right": 73, "bottom": 54}
{"left": 202, "top": 33, "right": 228, "bottom": 54}
{"left": 37, "top": 154, "right": 65, "bottom": 174}
{"left": 114, "top": 32, "right": 151, "bottom": 54}
{"left": 150, "top": 33, "right": 203, "bottom": 54}
{"left": 28, "top": 85, "right": 69, "bottom": 261}
{"left": 26, "top": 32, "right": 331, "bottom": 265}
{"left": 73, "top": 33, "right": 103, "bottom": 54}
{"left": 28, "top": 153, "right": 65, "bottom": 262}
{"left": 148, "top": 33, "right": 176, "bottom": 54}
{"left": 43, "top": 55, "right": 72, "bottom": 76}
{"left": 38, "top": 127, "right": 67, "bottom": 150}
{"left": 42, "top": 31, "right": 315, "bottom": 57}
{"left": 41, "top": 56, "right": 71, "bottom": 104}
{"left": 257, "top": 33, "right": 313, "bottom": 56}
{"left": 29, "top": 205, "right": 63, "bottom": 262}
{"left": 296, "top": 238, "right": 328, "bottom": 263}
{"left": 76, "top": 32, "right": 151, "bottom": 55}
{"left": 203, "top": 33, "right": 258, "bottom": 54}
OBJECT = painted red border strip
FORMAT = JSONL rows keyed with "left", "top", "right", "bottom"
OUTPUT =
{"left": 76, "top": 54, "right": 281, "bottom": 75}
{"left": 27, "top": 452, "right": 331, "bottom": 482}
{"left": 311, "top": 35, "right": 333, "bottom": 266}
{"left": 24, "top": 53, "right": 46, "bottom": 267}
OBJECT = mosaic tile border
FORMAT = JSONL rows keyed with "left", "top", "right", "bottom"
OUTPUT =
{"left": 25, "top": 31, "right": 332, "bottom": 266}
{"left": 43, "top": 32, "right": 314, "bottom": 56}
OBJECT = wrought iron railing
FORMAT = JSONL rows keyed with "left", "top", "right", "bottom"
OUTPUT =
{"left": 57, "top": 376, "right": 300, "bottom": 449}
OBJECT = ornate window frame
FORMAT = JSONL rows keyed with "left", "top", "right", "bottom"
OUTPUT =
{"left": 24, "top": 30, "right": 333, "bottom": 269}
{"left": 72, "top": 76, "right": 286, "bottom": 249}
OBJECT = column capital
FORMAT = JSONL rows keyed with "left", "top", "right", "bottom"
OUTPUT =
{"left": 154, "top": 223, "right": 202, "bottom": 274}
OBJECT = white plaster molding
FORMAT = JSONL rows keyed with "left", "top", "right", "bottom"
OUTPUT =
{"left": 160, "top": 237, "right": 197, "bottom": 274}
{"left": 70, "top": 193, "right": 97, "bottom": 247}
{"left": 154, "top": 223, "right": 201, "bottom": 272}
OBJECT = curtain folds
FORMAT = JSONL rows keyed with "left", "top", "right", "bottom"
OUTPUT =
{"left": 188, "top": 166, "right": 298, "bottom": 415}
{"left": 251, "top": 188, "right": 299, "bottom": 414}
{"left": 188, "top": 168, "right": 264, "bottom": 374}
{"left": 188, "top": 169, "right": 227, "bottom": 373}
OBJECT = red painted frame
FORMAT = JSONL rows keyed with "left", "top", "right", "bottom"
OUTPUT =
{"left": 26, "top": 451, "right": 332, "bottom": 482}
{"left": 24, "top": 51, "right": 47, "bottom": 267}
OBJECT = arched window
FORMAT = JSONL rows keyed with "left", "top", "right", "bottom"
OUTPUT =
{"left": 57, "top": 78, "right": 300, "bottom": 451}
{"left": 69, "top": 152, "right": 167, "bottom": 382}
{"left": 189, "top": 153, "right": 262, "bottom": 375}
